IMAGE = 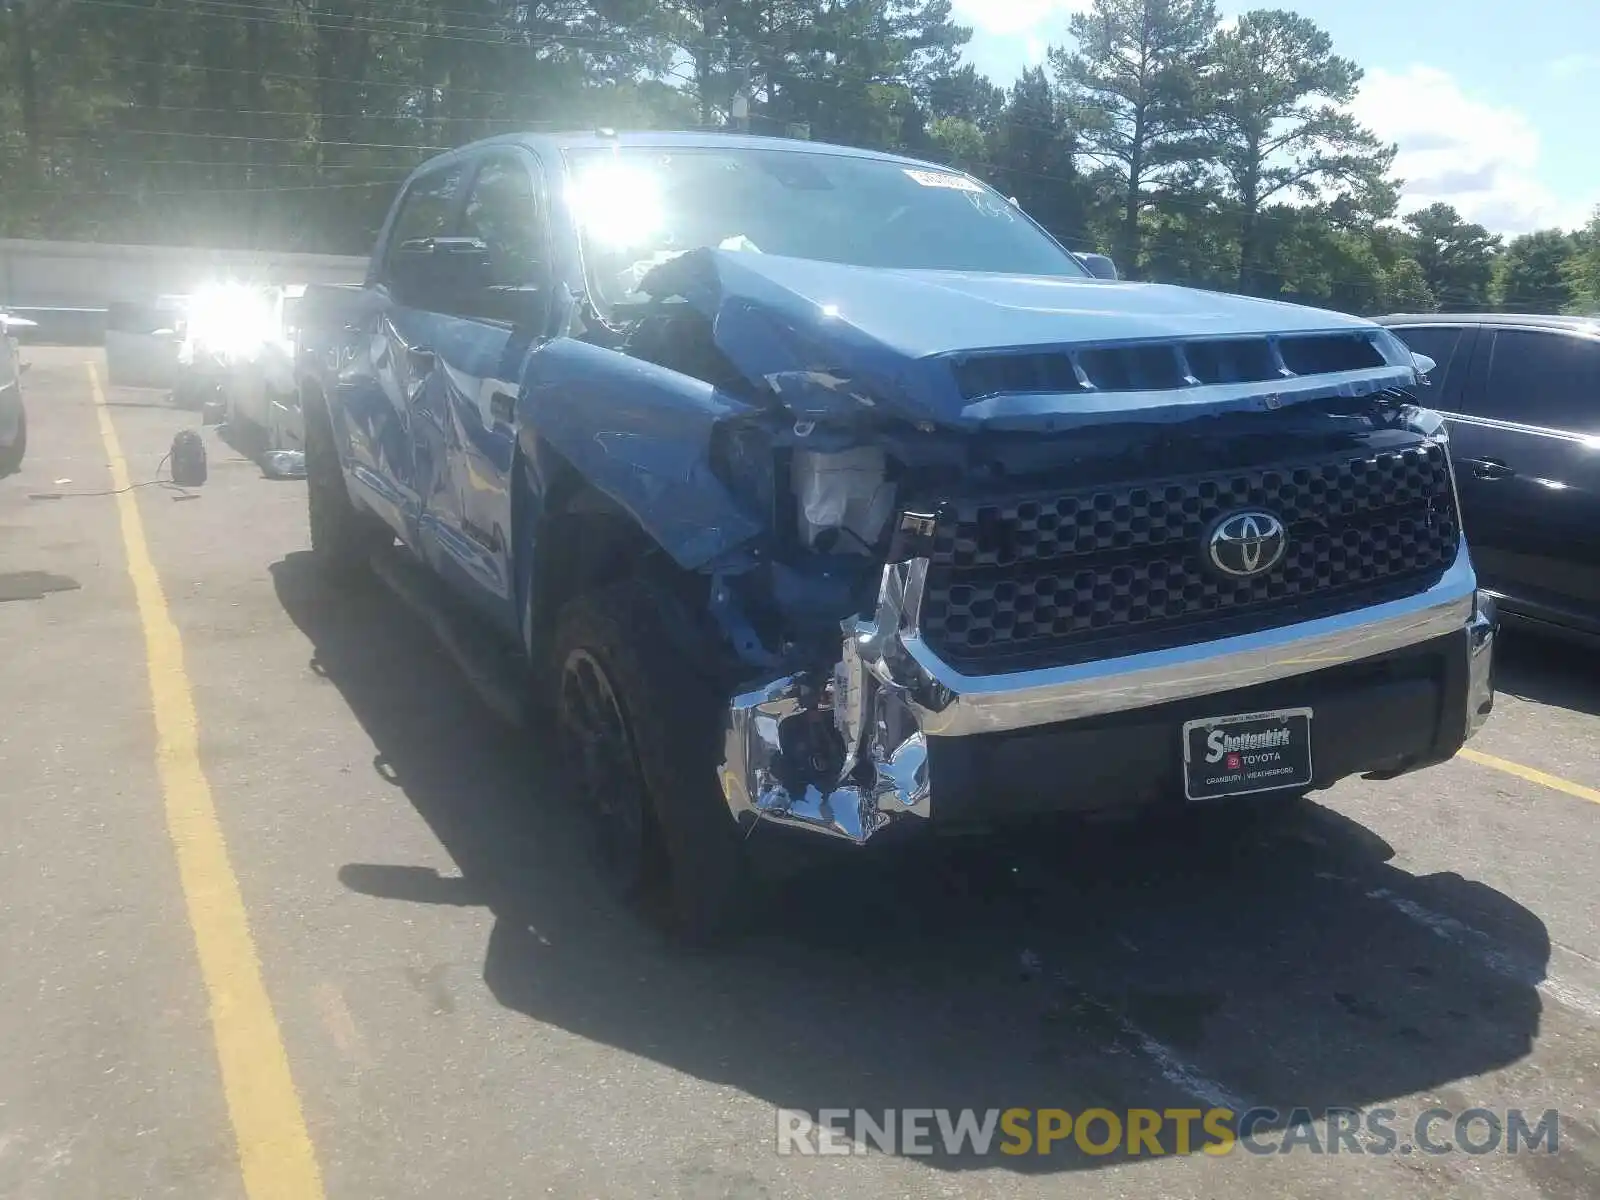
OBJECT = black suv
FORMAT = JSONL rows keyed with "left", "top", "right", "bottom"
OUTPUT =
{"left": 1379, "top": 313, "right": 1600, "bottom": 644}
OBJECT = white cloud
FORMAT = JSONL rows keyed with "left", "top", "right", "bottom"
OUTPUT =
{"left": 1024, "top": 34, "right": 1047, "bottom": 66}
{"left": 1350, "top": 65, "right": 1588, "bottom": 235}
{"left": 951, "top": 0, "right": 1090, "bottom": 38}
{"left": 1549, "top": 53, "right": 1599, "bottom": 81}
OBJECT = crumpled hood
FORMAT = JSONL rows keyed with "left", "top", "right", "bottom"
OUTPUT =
{"left": 641, "top": 249, "right": 1416, "bottom": 431}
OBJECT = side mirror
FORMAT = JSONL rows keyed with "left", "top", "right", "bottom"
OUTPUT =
{"left": 1412, "top": 352, "right": 1436, "bottom": 384}
{"left": 1079, "top": 253, "right": 1119, "bottom": 281}
{"left": 389, "top": 237, "right": 492, "bottom": 308}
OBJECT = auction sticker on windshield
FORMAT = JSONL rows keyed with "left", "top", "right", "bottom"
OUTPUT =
{"left": 1182, "top": 707, "right": 1313, "bottom": 800}
{"left": 902, "top": 168, "right": 984, "bottom": 192}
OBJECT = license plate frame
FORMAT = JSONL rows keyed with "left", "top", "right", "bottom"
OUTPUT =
{"left": 1181, "top": 707, "right": 1314, "bottom": 801}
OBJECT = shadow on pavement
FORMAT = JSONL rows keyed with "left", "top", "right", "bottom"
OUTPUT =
{"left": 214, "top": 417, "right": 266, "bottom": 462}
{"left": 272, "top": 550, "right": 1550, "bottom": 1173}
{"left": 1493, "top": 628, "right": 1600, "bottom": 718}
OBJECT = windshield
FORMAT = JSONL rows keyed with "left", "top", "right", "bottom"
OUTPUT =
{"left": 564, "top": 146, "right": 1087, "bottom": 308}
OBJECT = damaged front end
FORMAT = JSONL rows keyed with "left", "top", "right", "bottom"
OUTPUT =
{"left": 571, "top": 249, "right": 1487, "bottom": 844}
{"left": 721, "top": 558, "right": 934, "bottom": 843}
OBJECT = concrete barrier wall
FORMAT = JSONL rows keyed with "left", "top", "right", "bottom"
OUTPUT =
{"left": 0, "top": 238, "right": 368, "bottom": 308}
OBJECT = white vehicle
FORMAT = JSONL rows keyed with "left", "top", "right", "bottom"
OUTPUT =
{"left": 217, "top": 283, "right": 307, "bottom": 456}
{"left": 0, "top": 310, "right": 34, "bottom": 475}
{"left": 104, "top": 295, "right": 189, "bottom": 389}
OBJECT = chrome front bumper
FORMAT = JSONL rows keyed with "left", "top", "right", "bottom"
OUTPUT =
{"left": 720, "top": 539, "right": 1496, "bottom": 843}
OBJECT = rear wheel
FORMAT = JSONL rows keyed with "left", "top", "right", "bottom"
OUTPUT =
{"left": 305, "top": 392, "right": 390, "bottom": 578}
{"left": 553, "top": 582, "right": 747, "bottom": 944}
{"left": 0, "top": 404, "right": 24, "bottom": 475}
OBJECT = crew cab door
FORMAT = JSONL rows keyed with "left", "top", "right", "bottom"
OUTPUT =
{"left": 411, "top": 149, "right": 553, "bottom": 639}
{"left": 341, "top": 161, "right": 467, "bottom": 543}
{"left": 1450, "top": 325, "right": 1600, "bottom": 625}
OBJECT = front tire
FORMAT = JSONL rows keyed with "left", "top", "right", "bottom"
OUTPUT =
{"left": 305, "top": 392, "right": 390, "bottom": 579}
{"left": 552, "top": 582, "right": 747, "bottom": 944}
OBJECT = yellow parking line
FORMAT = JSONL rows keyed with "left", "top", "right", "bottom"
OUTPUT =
{"left": 1459, "top": 747, "right": 1600, "bottom": 808}
{"left": 89, "top": 363, "right": 325, "bottom": 1200}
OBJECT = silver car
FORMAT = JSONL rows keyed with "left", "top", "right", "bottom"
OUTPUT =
{"left": 0, "top": 311, "right": 33, "bottom": 475}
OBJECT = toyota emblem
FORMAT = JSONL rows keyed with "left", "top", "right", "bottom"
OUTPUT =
{"left": 1206, "top": 510, "right": 1288, "bottom": 578}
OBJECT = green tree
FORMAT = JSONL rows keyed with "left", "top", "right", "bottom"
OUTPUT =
{"left": 1402, "top": 203, "right": 1500, "bottom": 311}
{"left": 1490, "top": 230, "right": 1576, "bottom": 313}
{"left": 1562, "top": 207, "right": 1600, "bottom": 315}
{"left": 925, "top": 63, "right": 1005, "bottom": 126}
{"left": 988, "top": 66, "right": 1091, "bottom": 252}
{"left": 0, "top": 0, "right": 686, "bottom": 249}
{"left": 1381, "top": 257, "right": 1436, "bottom": 312}
{"left": 736, "top": 0, "right": 971, "bottom": 148}
{"left": 1140, "top": 191, "right": 1239, "bottom": 291}
{"left": 925, "top": 115, "right": 988, "bottom": 173}
{"left": 1052, "top": 0, "right": 1218, "bottom": 277}
{"left": 1201, "top": 9, "right": 1394, "bottom": 294}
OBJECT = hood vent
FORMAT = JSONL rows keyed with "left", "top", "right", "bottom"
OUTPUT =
{"left": 952, "top": 332, "right": 1388, "bottom": 401}
{"left": 1278, "top": 334, "right": 1386, "bottom": 376}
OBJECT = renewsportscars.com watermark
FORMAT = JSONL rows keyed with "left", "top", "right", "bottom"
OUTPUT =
{"left": 776, "top": 1107, "right": 1563, "bottom": 1158}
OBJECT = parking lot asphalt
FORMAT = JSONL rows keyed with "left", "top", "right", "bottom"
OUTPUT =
{"left": 1, "top": 346, "right": 1597, "bottom": 1200}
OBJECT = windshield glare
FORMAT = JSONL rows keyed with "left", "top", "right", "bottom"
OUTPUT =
{"left": 564, "top": 146, "right": 1087, "bottom": 306}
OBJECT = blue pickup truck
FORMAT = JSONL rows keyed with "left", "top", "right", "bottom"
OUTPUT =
{"left": 296, "top": 130, "right": 1498, "bottom": 939}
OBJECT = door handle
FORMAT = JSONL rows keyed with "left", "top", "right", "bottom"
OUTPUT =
{"left": 1464, "top": 457, "right": 1515, "bottom": 480}
{"left": 489, "top": 390, "right": 515, "bottom": 426}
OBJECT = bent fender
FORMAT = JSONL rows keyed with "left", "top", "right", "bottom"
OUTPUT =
{"left": 515, "top": 338, "right": 765, "bottom": 571}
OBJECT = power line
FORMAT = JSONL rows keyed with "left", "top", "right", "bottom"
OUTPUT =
{"left": 49, "top": 0, "right": 1437, "bottom": 185}
{"left": 192, "top": 0, "right": 630, "bottom": 33}
{"left": 167, "top": 0, "right": 634, "bottom": 43}
{"left": 73, "top": 100, "right": 552, "bottom": 125}
{"left": 0, "top": 152, "right": 414, "bottom": 172}
{"left": 8, "top": 178, "right": 402, "bottom": 197}
{"left": 44, "top": 128, "right": 446, "bottom": 151}
{"left": 60, "top": 54, "right": 569, "bottom": 101}
{"left": 173, "top": 0, "right": 706, "bottom": 57}
{"left": 78, "top": 0, "right": 647, "bottom": 53}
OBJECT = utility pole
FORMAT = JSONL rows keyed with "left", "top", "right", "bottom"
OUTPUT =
{"left": 730, "top": 67, "right": 751, "bottom": 133}
{"left": 696, "top": 0, "right": 718, "bottom": 127}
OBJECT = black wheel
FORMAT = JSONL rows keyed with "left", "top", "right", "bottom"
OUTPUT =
{"left": 304, "top": 392, "right": 390, "bottom": 578}
{"left": 0, "top": 405, "right": 23, "bottom": 475}
{"left": 559, "top": 646, "right": 653, "bottom": 898}
{"left": 553, "top": 582, "right": 747, "bottom": 944}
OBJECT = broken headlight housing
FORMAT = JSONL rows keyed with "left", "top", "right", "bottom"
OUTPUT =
{"left": 791, "top": 446, "right": 897, "bottom": 556}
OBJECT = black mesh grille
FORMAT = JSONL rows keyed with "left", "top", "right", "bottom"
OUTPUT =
{"left": 951, "top": 332, "right": 1387, "bottom": 399}
{"left": 918, "top": 440, "right": 1459, "bottom": 668}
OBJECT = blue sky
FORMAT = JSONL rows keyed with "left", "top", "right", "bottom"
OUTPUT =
{"left": 953, "top": 0, "right": 1600, "bottom": 235}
